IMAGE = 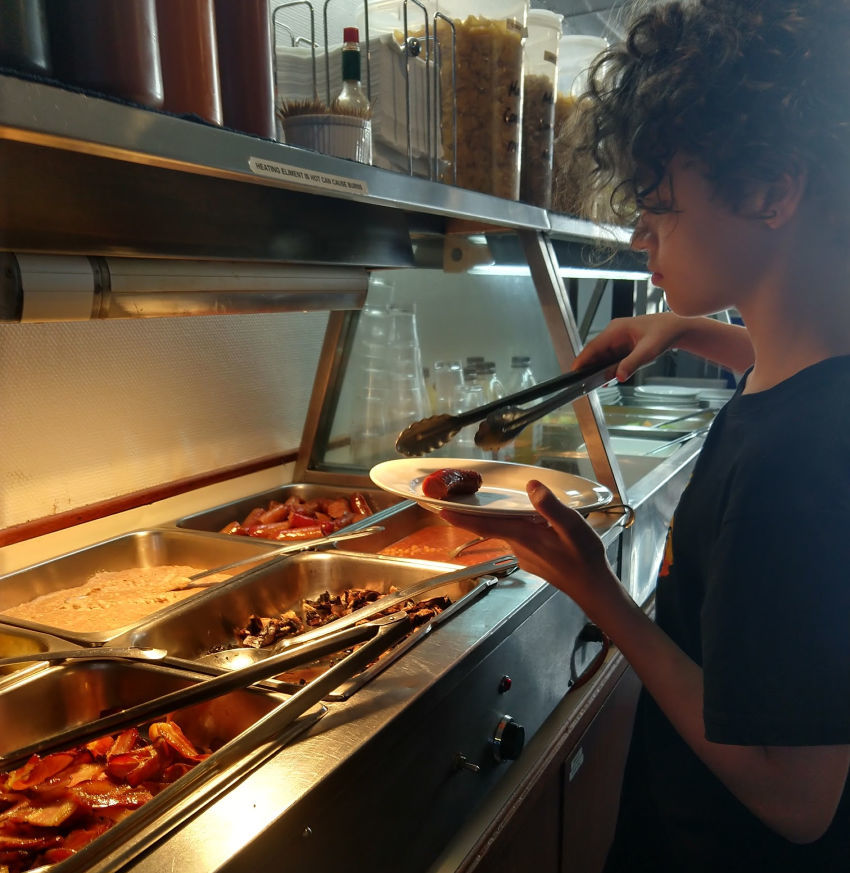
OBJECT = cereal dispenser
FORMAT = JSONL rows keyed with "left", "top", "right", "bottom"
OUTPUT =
{"left": 520, "top": 8, "right": 563, "bottom": 208}
{"left": 436, "top": 0, "right": 529, "bottom": 200}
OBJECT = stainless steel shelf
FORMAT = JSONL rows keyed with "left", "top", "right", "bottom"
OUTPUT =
{"left": 0, "top": 75, "right": 633, "bottom": 263}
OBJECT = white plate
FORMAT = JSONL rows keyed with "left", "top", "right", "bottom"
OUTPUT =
{"left": 369, "top": 458, "right": 613, "bottom": 517}
{"left": 635, "top": 384, "right": 700, "bottom": 400}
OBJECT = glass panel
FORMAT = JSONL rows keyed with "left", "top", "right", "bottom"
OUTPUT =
{"left": 320, "top": 262, "right": 584, "bottom": 471}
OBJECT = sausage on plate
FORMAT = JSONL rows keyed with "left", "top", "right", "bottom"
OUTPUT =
{"left": 421, "top": 468, "right": 483, "bottom": 500}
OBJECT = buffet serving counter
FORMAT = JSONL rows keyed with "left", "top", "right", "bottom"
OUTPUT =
{"left": 0, "top": 422, "right": 704, "bottom": 873}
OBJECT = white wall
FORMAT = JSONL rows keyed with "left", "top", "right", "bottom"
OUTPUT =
{"left": 0, "top": 313, "right": 327, "bottom": 530}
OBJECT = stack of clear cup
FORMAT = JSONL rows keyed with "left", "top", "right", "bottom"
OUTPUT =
{"left": 349, "top": 304, "right": 394, "bottom": 466}
{"left": 384, "top": 303, "right": 430, "bottom": 450}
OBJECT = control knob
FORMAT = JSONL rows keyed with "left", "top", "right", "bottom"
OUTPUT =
{"left": 491, "top": 715, "right": 525, "bottom": 762}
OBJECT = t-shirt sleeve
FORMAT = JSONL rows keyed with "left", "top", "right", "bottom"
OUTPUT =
{"left": 701, "top": 479, "right": 850, "bottom": 747}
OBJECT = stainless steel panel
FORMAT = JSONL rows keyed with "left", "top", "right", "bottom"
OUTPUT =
{"left": 116, "top": 551, "right": 466, "bottom": 661}
{"left": 0, "top": 528, "right": 280, "bottom": 646}
{"left": 603, "top": 407, "right": 715, "bottom": 431}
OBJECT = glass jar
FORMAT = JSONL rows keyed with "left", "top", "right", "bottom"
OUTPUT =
{"left": 214, "top": 0, "right": 276, "bottom": 139}
{"left": 46, "top": 0, "right": 164, "bottom": 108}
{"left": 437, "top": 0, "right": 528, "bottom": 200}
{"left": 155, "top": 0, "right": 223, "bottom": 125}
{"left": 0, "top": 0, "right": 51, "bottom": 75}
{"left": 520, "top": 9, "right": 562, "bottom": 208}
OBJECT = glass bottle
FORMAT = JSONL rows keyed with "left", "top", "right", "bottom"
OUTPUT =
{"left": 333, "top": 27, "right": 371, "bottom": 117}
{"left": 482, "top": 361, "right": 506, "bottom": 403}
{"left": 432, "top": 360, "right": 464, "bottom": 413}
{"left": 507, "top": 355, "right": 540, "bottom": 464}
{"left": 454, "top": 371, "right": 486, "bottom": 460}
{"left": 507, "top": 355, "right": 536, "bottom": 394}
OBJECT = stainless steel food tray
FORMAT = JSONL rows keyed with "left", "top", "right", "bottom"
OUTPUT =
{"left": 0, "top": 622, "right": 77, "bottom": 686}
{"left": 173, "top": 483, "right": 401, "bottom": 534}
{"left": 0, "top": 658, "right": 323, "bottom": 873}
{"left": 0, "top": 528, "right": 283, "bottom": 646}
{"left": 112, "top": 551, "right": 488, "bottom": 696}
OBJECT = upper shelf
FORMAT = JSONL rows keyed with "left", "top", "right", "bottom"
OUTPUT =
{"left": 0, "top": 75, "right": 634, "bottom": 267}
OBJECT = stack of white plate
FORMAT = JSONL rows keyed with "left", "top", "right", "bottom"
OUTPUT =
{"left": 597, "top": 384, "right": 621, "bottom": 405}
{"left": 634, "top": 384, "right": 701, "bottom": 403}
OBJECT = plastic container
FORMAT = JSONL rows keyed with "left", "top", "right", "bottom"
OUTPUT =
{"left": 0, "top": 0, "right": 51, "bottom": 75}
{"left": 557, "top": 34, "right": 607, "bottom": 99}
{"left": 214, "top": 0, "right": 276, "bottom": 138}
{"left": 437, "top": 0, "right": 528, "bottom": 200}
{"left": 520, "top": 9, "right": 562, "bottom": 208}
{"left": 506, "top": 355, "right": 539, "bottom": 463}
{"left": 551, "top": 34, "right": 607, "bottom": 214}
{"left": 155, "top": 0, "right": 223, "bottom": 124}
{"left": 46, "top": 0, "right": 163, "bottom": 108}
{"left": 356, "top": 0, "right": 437, "bottom": 40}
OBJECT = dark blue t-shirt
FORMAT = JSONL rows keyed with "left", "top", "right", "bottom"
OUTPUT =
{"left": 605, "top": 357, "right": 850, "bottom": 872}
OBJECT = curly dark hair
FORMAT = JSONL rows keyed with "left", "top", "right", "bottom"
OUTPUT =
{"left": 561, "top": 0, "right": 850, "bottom": 235}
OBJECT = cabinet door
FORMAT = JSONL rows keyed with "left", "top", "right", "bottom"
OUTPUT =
{"left": 561, "top": 666, "right": 641, "bottom": 873}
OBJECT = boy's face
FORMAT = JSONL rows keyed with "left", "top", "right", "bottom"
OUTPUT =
{"left": 629, "top": 154, "right": 779, "bottom": 317}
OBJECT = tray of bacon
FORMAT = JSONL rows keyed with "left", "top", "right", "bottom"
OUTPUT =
{"left": 173, "top": 484, "right": 398, "bottom": 542}
{"left": 0, "top": 658, "right": 323, "bottom": 873}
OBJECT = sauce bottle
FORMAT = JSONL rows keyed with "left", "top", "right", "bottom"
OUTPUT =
{"left": 213, "top": 0, "right": 276, "bottom": 139}
{"left": 333, "top": 27, "right": 370, "bottom": 116}
{"left": 155, "top": 0, "right": 223, "bottom": 125}
{"left": 46, "top": 0, "right": 164, "bottom": 108}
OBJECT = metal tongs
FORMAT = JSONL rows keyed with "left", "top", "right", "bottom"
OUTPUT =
{"left": 0, "top": 612, "right": 412, "bottom": 771}
{"left": 395, "top": 360, "right": 617, "bottom": 457}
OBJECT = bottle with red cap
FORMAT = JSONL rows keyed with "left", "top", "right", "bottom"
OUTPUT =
{"left": 332, "top": 27, "right": 371, "bottom": 117}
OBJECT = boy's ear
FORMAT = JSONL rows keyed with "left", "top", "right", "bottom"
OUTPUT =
{"left": 759, "top": 167, "right": 807, "bottom": 229}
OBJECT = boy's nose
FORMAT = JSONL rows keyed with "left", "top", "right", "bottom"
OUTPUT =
{"left": 630, "top": 215, "right": 652, "bottom": 251}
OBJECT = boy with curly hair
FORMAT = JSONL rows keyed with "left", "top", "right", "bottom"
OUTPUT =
{"left": 443, "top": 1, "right": 850, "bottom": 869}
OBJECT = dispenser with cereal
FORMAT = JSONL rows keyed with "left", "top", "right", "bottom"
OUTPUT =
{"left": 520, "top": 8, "right": 563, "bottom": 208}
{"left": 436, "top": 0, "right": 529, "bottom": 200}
{"left": 550, "top": 34, "right": 608, "bottom": 215}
